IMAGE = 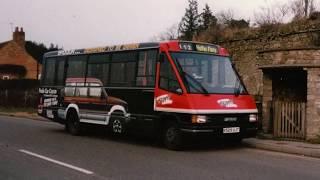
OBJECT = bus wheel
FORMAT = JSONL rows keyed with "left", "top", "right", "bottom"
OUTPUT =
{"left": 163, "top": 122, "right": 183, "bottom": 150}
{"left": 66, "top": 111, "right": 81, "bottom": 136}
{"left": 110, "top": 114, "right": 125, "bottom": 135}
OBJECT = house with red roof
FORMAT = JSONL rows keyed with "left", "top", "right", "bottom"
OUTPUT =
{"left": 0, "top": 27, "right": 40, "bottom": 80}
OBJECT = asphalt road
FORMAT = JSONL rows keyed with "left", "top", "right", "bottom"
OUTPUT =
{"left": 0, "top": 115, "right": 320, "bottom": 180}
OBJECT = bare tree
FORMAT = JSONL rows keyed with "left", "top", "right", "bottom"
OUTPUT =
{"left": 151, "top": 24, "right": 179, "bottom": 41}
{"left": 254, "top": 2, "right": 290, "bottom": 26}
{"left": 254, "top": 0, "right": 319, "bottom": 26}
{"left": 304, "top": 0, "right": 316, "bottom": 16}
{"left": 290, "top": 0, "right": 316, "bottom": 20}
{"left": 216, "top": 9, "right": 234, "bottom": 26}
{"left": 291, "top": 0, "right": 306, "bottom": 19}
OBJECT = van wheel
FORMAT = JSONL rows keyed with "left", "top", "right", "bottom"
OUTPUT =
{"left": 163, "top": 122, "right": 183, "bottom": 150}
{"left": 67, "top": 111, "right": 81, "bottom": 136}
{"left": 110, "top": 114, "right": 125, "bottom": 135}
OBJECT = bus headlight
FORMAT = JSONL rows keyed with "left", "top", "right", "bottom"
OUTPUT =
{"left": 249, "top": 114, "right": 257, "bottom": 122}
{"left": 192, "top": 115, "right": 207, "bottom": 123}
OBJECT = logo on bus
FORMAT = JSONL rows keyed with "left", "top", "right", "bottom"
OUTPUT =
{"left": 156, "top": 94, "right": 173, "bottom": 105}
{"left": 217, "top": 99, "right": 237, "bottom": 108}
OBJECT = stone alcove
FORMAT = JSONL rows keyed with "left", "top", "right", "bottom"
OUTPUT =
{"left": 259, "top": 48, "right": 320, "bottom": 140}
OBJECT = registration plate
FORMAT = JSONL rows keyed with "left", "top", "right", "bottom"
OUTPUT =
{"left": 223, "top": 127, "right": 240, "bottom": 134}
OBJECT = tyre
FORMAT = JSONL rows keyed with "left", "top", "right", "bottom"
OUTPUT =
{"left": 110, "top": 113, "right": 125, "bottom": 135}
{"left": 163, "top": 122, "right": 183, "bottom": 150}
{"left": 66, "top": 110, "right": 81, "bottom": 136}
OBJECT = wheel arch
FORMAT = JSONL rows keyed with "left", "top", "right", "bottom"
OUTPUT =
{"left": 65, "top": 104, "right": 80, "bottom": 120}
{"left": 108, "top": 105, "right": 127, "bottom": 117}
{"left": 158, "top": 112, "right": 181, "bottom": 131}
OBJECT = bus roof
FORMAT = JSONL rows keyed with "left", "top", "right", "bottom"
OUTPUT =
{"left": 44, "top": 40, "right": 229, "bottom": 57}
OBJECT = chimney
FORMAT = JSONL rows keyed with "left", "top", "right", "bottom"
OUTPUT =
{"left": 13, "top": 26, "right": 25, "bottom": 47}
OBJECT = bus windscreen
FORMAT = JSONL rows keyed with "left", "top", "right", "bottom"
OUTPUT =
{"left": 172, "top": 52, "right": 247, "bottom": 94}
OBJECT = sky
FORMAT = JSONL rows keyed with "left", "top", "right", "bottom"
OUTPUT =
{"left": 0, "top": 0, "right": 316, "bottom": 49}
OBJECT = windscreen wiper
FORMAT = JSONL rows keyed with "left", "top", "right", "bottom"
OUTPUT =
{"left": 234, "top": 78, "right": 241, "bottom": 97}
{"left": 183, "top": 72, "right": 209, "bottom": 95}
{"left": 174, "top": 58, "right": 209, "bottom": 95}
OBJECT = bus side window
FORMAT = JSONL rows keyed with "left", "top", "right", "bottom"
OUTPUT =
{"left": 42, "top": 57, "right": 66, "bottom": 86}
{"left": 136, "top": 50, "right": 157, "bottom": 87}
{"left": 87, "top": 54, "right": 110, "bottom": 86}
{"left": 66, "top": 55, "right": 87, "bottom": 79}
{"left": 56, "top": 57, "right": 66, "bottom": 86}
{"left": 159, "top": 54, "right": 181, "bottom": 93}
{"left": 42, "top": 58, "right": 56, "bottom": 85}
{"left": 110, "top": 52, "right": 137, "bottom": 87}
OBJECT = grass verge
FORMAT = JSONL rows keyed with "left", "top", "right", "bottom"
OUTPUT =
{"left": 0, "top": 107, "right": 36, "bottom": 114}
{"left": 0, "top": 107, "right": 42, "bottom": 120}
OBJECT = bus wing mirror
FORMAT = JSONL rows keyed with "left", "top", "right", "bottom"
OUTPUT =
{"left": 176, "top": 88, "right": 183, "bottom": 95}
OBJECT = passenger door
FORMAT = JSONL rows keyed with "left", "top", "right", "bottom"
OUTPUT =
{"left": 154, "top": 53, "right": 186, "bottom": 112}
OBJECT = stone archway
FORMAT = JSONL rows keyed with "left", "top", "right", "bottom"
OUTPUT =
{"left": 257, "top": 47, "right": 320, "bottom": 140}
{"left": 261, "top": 67, "right": 307, "bottom": 139}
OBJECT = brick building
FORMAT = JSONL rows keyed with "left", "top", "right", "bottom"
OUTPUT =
{"left": 0, "top": 27, "right": 40, "bottom": 80}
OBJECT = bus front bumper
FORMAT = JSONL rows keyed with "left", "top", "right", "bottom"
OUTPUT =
{"left": 179, "top": 126, "right": 257, "bottom": 138}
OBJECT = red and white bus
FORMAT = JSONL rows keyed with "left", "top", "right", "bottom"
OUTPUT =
{"left": 38, "top": 40, "right": 258, "bottom": 149}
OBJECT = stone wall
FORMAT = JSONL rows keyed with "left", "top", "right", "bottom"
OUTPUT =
{"left": 262, "top": 73, "right": 272, "bottom": 133}
{"left": 306, "top": 68, "right": 320, "bottom": 139}
{"left": 259, "top": 48, "right": 320, "bottom": 66}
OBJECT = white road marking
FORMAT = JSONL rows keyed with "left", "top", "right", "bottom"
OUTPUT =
{"left": 19, "top": 149, "right": 94, "bottom": 175}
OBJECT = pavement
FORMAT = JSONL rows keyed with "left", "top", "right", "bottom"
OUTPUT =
{"left": 243, "top": 138, "right": 320, "bottom": 158}
{"left": 2, "top": 111, "right": 320, "bottom": 159}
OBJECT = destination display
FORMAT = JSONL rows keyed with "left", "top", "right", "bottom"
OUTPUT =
{"left": 179, "top": 42, "right": 218, "bottom": 54}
